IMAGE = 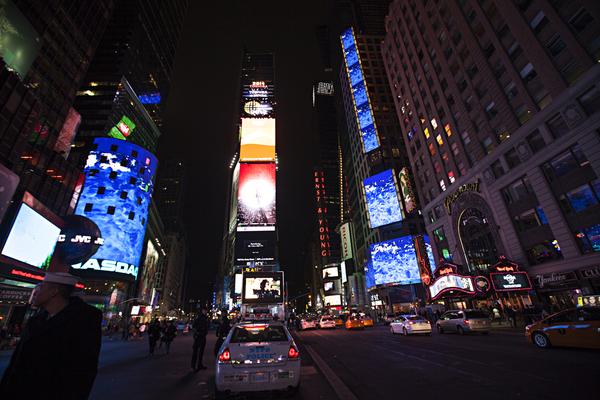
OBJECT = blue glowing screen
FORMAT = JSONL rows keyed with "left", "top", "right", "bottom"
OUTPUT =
{"left": 367, "top": 236, "right": 422, "bottom": 288}
{"left": 423, "top": 235, "right": 437, "bottom": 273}
{"left": 341, "top": 27, "right": 380, "bottom": 153}
{"left": 73, "top": 138, "right": 157, "bottom": 280}
{"left": 363, "top": 169, "right": 403, "bottom": 228}
{"left": 138, "top": 92, "right": 161, "bottom": 104}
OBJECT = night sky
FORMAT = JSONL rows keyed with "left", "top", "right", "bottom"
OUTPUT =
{"left": 158, "top": 1, "right": 334, "bottom": 302}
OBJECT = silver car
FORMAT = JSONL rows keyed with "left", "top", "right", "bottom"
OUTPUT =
{"left": 436, "top": 309, "right": 491, "bottom": 334}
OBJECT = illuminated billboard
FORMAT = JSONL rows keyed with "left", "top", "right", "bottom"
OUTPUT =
{"left": 240, "top": 118, "right": 276, "bottom": 161}
{"left": 324, "top": 294, "right": 342, "bottom": 306}
{"left": 228, "top": 162, "right": 240, "bottom": 233}
{"left": 139, "top": 240, "right": 159, "bottom": 304}
{"left": 367, "top": 236, "right": 422, "bottom": 288}
{"left": 243, "top": 100, "right": 273, "bottom": 117}
{"left": 322, "top": 266, "right": 339, "bottom": 279}
{"left": 72, "top": 138, "right": 157, "bottom": 280}
{"left": 340, "top": 222, "right": 353, "bottom": 261}
{"left": 242, "top": 272, "right": 283, "bottom": 304}
{"left": 237, "top": 163, "right": 276, "bottom": 231}
{"left": 340, "top": 27, "right": 380, "bottom": 153}
{"left": 363, "top": 169, "right": 403, "bottom": 228}
{"left": 108, "top": 115, "right": 136, "bottom": 141}
{"left": 0, "top": 0, "right": 41, "bottom": 77}
{"left": 138, "top": 92, "right": 161, "bottom": 104}
{"left": 1, "top": 193, "right": 62, "bottom": 270}
{"left": 234, "top": 231, "right": 277, "bottom": 266}
{"left": 399, "top": 168, "right": 417, "bottom": 214}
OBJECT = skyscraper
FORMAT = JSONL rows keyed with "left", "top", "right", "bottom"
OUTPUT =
{"left": 383, "top": 0, "right": 600, "bottom": 307}
{"left": 219, "top": 51, "right": 278, "bottom": 308}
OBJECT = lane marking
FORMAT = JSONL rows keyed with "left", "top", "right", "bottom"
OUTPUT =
{"left": 304, "top": 344, "right": 359, "bottom": 400}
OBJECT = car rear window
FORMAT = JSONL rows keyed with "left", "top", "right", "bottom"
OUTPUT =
{"left": 407, "top": 316, "right": 425, "bottom": 321}
{"left": 465, "top": 311, "right": 489, "bottom": 319}
{"left": 321, "top": 317, "right": 332, "bottom": 321}
{"left": 230, "top": 325, "right": 288, "bottom": 343}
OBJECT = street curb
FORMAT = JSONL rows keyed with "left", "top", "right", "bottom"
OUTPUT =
{"left": 303, "top": 343, "right": 359, "bottom": 400}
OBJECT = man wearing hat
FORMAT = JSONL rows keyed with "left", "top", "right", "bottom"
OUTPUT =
{"left": 0, "top": 272, "right": 102, "bottom": 399}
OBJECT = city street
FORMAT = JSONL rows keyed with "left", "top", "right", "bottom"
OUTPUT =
{"left": 294, "top": 325, "right": 600, "bottom": 400}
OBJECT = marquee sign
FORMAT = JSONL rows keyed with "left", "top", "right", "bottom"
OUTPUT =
{"left": 429, "top": 273, "right": 476, "bottom": 301}
{"left": 489, "top": 256, "right": 532, "bottom": 291}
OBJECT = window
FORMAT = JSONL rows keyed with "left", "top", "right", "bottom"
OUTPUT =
{"left": 461, "top": 131, "right": 471, "bottom": 145}
{"left": 424, "top": 127, "right": 430, "bottom": 139}
{"left": 569, "top": 8, "right": 594, "bottom": 33}
{"left": 515, "top": 104, "right": 532, "bottom": 124}
{"left": 546, "top": 113, "right": 569, "bottom": 137}
{"left": 545, "top": 34, "right": 565, "bottom": 57}
{"left": 578, "top": 86, "right": 600, "bottom": 115}
{"left": 107, "top": 206, "right": 116, "bottom": 215}
{"left": 444, "top": 123, "right": 452, "bottom": 137}
{"left": 559, "top": 183, "right": 599, "bottom": 213}
{"left": 84, "top": 203, "right": 93, "bottom": 212}
{"left": 482, "top": 137, "right": 495, "bottom": 154}
{"left": 525, "top": 239, "right": 563, "bottom": 265}
{"left": 448, "top": 171, "right": 456, "bottom": 183}
{"left": 451, "top": 142, "right": 460, "bottom": 156}
{"left": 502, "top": 177, "right": 533, "bottom": 204}
{"left": 428, "top": 143, "right": 436, "bottom": 156}
{"left": 529, "top": 11, "right": 548, "bottom": 34}
{"left": 504, "top": 81, "right": 518, "bottom": 100}
{"left": 431, "top": 118, "right": 438, "bottom": 129}
{"left": 439, "top": 179, "right": 447, "bottom": 191}
{"left": 574, "top": 223, "right": 600, "bottom": 253}
{"left": 485, "top": 102, "right": 497, "bottom": 119}
{"left": 97, "top": 187, "right": 106, "bottom": 195}
{"left": 526, "top": 129, "right": 545, "bottom": 153}
{"left": 434, "top": 161, "right": 442, "bottom": 173}
{"left": 542, "top": 145, "right": 589, "bottom": 180}
{"left": 491, "top": 160, "right": 505, "bottom": 178}
{"left": 520, "top": 63, "right": 537, "bottom": 82}
{"left": 436, "top": 134, "right": 443, "bottom": 146}
{"left": 505, "top": 148, "right": 521, "bottom": 169}
{"left": 513, "top": 208, "right": 547, "bottom": 232}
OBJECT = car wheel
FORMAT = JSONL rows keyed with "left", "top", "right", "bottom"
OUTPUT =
{"left": 403, "top": 327, "right": 408, "bottom": 336}
{"left": 532, "top": 332, "right": 551, "bottom": 349}
{"left": 436, "top": 324, "right": 444, "bottom": 334}
{"left": 457, "top": 326, "right": 464, "bottom": 335}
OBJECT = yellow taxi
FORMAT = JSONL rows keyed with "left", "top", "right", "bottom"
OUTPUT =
{"left": 334, "top": 317, "right": 344, "bottom": 327}
{"left": 345, "top": 315, "right": 364, "bottom": 330}
{"left": 525, "top": 306, "right": 600, "bottom": 349}
{"left": 362, "top": 316, "right": 374, "bottom": 327}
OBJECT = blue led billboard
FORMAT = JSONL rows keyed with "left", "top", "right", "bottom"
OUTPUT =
{"left": 72, "top": 138, "right": 157, "bottom": 280}
{"left": 423, "top": 235, "right": 437, "bottom": 273}
{"left": 138, "top": 92, "right": 161, "bottom": 104}
{"left": 367, "top": 236, "right": 422, "bottom": 288}
{"left": 340, "top": 27, "right": 380, "bottom": 153}
{"left": 363, "top": 169, "right": 403, "bottom": 228}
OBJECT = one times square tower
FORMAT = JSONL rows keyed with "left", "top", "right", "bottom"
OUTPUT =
{"left": 219, "top": 52, "right": 278, "bottom": 307}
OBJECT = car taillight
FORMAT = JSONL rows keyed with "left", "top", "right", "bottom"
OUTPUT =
{"left": 288, "top": 345, "right": 300, "bottom": 359}
{"left": 464, "top": 320, "right": 470, "bottom": 324}
{"left": 218, "top": 347, "right": 231, "bottom": 362}
{"left": 408, "top": 321, "right": 414, "bottom": 324}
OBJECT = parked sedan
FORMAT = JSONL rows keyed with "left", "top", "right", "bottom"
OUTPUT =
{"left": 390, "top": 315, "right": 432, "bottom": 335}
{"left": 436, "top": 309, "right": 491, "bottom": 334}
{"left": 525, "top": 306, "right": 600, "bottom": 349}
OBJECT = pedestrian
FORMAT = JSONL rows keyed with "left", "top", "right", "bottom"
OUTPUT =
{"left": 147, "top": 319, "right": 161, "bottom": 355}
{"left": 191, "top": 308, "right": 209, "bottom": 371}
{"left": 162, "top": 321, "right": 177, "bottom": 354}
{"left": 214, "top": 313, "right": 230, "bottom": 356}
{"left": 158, "top": 320, "right": 167, "bottom": 349}
{"left": 0, "top": 272, "right": 102, "bottom": 399}
{"left": 506, "top": 307, "right": 517, "bottom": 328}
{"left": 121, "top": 319, "right": 130, "bottom": 341}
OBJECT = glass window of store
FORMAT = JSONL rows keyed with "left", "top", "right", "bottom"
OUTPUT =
{"left": 525, "top": 239, "right": 563, "bottom": 265}
{"left": 574, "top": 223, "right": 600, "bottom": 254}
{"left": 558, "top": 180, "right": 600, "bottom": 214}
{"left": 513, "top": 207, "right": 548, "bottom": 232}
{"left": 501, "top": 176, "right": 534, "bottom": 204}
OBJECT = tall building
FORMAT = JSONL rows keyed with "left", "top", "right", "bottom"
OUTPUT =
{"left": 219, "top": 52, "right": 278, "bottom": 308}
{"left": 154, "top": 159, "right": 186, "bottom": 231}
{"left": 0, "top": 0, "right": 113, "bottom": 330}
{"left": 383, "top": 0, "right": 600, "bottom": 309}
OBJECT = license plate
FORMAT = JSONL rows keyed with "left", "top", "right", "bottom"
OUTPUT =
{"left": 252, "top": 372, "right": 269, "bottom": 383}
{"left": 278, "top": 371, "right": 293, "bottom": 379}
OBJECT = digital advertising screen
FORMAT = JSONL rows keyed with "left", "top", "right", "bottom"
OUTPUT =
{"left": 237, "top": 163, "right": 276, "bottom": 231}
{"left": 0, "top": 0, "right": 41, "bottom": 78}
{"left": 234, "top": 273, "right": 243, "bottom": 294}
{"left": 139, "top": 240, "right": 159, "bottom": 304}
{"left": 363, "top": 169, "right": 403, "bottom": 228}
{"left": 399, "top": 168, "right": 417, "bottom": 214}
{"left": 490, "top": 272, "right": 532, "bottom": 292}
{"left": 72, "top": 138, "right": 157, "bottom": 281}
{"left": 242, "top": 272, "right": 283, "bottom": 304}
{"left": 367, "top": 236, "right": 422, "bottom": 288}
{"left": 322, "top": 266, "right": 339, "bottom": 279}
{"left": 340, "top": 27, "right": 380, "bottom": 153}
{"left": 240, "top": 118, "right": 276, "bottom": 161}
{"left": 1, "top": 201, "right": 61, "bottom": 270}
{"left": 234, "top": 231, "right": 277, "bottom": 266}
{"left": 324, "top": 294, "right": 342, "bottom": 307}
{"left": 243, "top": 100, "right": 273, "bottom": 117}
{"left": 324, "top": 281, "right": 334, "bottom": 292}
{"left": 228, "top": 162, "right": 240, "bottom": 233}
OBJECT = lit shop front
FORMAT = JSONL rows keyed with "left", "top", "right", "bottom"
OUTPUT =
{"left": 485, "top": 257, "right": 534, "bottom": 310}
{"left": 426, "top": 261, "right": 491, "bottom": 309}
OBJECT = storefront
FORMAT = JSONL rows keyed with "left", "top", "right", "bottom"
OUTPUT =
{"left": 533, "top": 271, "right": 580, "bottom": 310}
{"left": 426, "top": 261, "right": 491, "bottom": 309}
{"left": 487, "top": 258, "right": 534, "bottom": 311}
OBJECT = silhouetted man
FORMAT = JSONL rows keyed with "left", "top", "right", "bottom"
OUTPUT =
{"left": 191, "top": 308, "right": 209, "bottom": 371}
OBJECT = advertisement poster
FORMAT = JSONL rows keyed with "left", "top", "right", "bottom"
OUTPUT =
{"left": 242, "top": 272, "right": 283, "bottom": 303}
{"left": 340, "top": 222, "right": 353, "bottom": 261}
{"left": 367, "top": 236, "right": 422, "bottom": 288}
{"left": 363, "top": 169, "right": 403, "bottom": 228}
{"left": 399, "top": 167, "right": 416, "bottom": 214}
{"left": 240, "top": 118, "right": 276, "bottom": 161}
{"left": 237, "top": 163, "right": 276, "bottom": 231}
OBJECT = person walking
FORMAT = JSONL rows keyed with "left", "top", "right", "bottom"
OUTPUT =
{"left": 214, "top": 313, "right": 231, "bottom": 356}
{"left": 191, "top": 308, "right": 209, "bottom": 371}
{"left": 162, "top": 321, "right": 177, "bottom": 354}
{"left": 147, "top": 319, "right": 161, "bottom": 355}
{"left": 0, "top": 272, "right": 102, "bottom": 399}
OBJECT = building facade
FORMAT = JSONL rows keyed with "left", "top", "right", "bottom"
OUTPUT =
{"left": 383, "top": 0, "right": 600, "bottom": 309}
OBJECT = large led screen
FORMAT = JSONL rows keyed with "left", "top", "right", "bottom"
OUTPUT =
{"left": 228, "top": 162, "right": 240, "bottom": 233}
{"left": 399, "top": 168, "right": 417, "bottom": 214}
{"left": 240, "top": 118, "right": 275, "bottom": 161}
{"left": 367, "top": 236, "right": 422, "bottom": 288}
{"left": 363, "top": 169, "right": 403, "bottom": 228}
{"left": 0, "top": 0, "right": 41, "bottom": 77}
{"left": 237, "top": 163, "right": 276, "bottom": 231}
{"left": 1, "top": 203, "right": 61, "bottom": 269}
{"left": 324, "top": 294, "right": 342, "bottom": 307}
{"left": 340, "top": 27, "right": 380, "bottom": 153}
{"left": 139, "top": 240, "right": 159, "bottom": 304}
{"left": 242, "top": 272, "right": 283, "bottom": 304}
{"left": 72, "top": 138, "right": 157, "bottom": 280}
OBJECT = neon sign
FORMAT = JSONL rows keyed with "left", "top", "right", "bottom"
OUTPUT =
{"left": 314, "top": 170, "right": 331, "bottom": 258}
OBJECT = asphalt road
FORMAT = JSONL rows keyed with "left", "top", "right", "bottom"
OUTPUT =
{"left": 0, "top": 332, "right": 337, "bottom": 400}
{"left": 294, "top": 325, "right": 600, "bottom": 400}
